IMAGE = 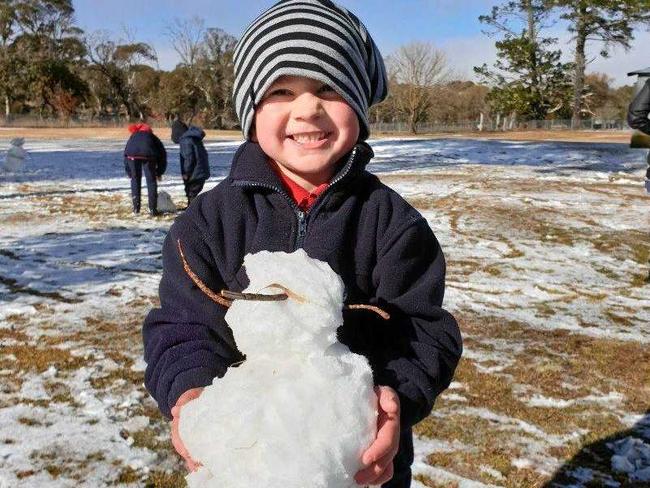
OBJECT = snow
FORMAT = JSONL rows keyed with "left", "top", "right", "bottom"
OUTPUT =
{"left": 609, "top": 437, "right": 650, "bottom": 482}
{"left": 180, "top": 250, "right": 377, "bottom": 488}
{"left": 1, "top": 135, "right": 648, "bottom": 486}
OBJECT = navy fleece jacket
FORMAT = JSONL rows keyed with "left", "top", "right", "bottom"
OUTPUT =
{"left": 142, "top": 141, "right": 462, "bottom": 480}
{"left": 178, "top": 126, "right": 210, "bottom": 183}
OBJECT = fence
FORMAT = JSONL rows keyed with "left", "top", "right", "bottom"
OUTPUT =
{"left": 0, "top": 115, "right": 628, "bottom": 132}
{"left": 370, "top": 118, "right": 627, "bottom": 134}
{"left": 0, "top": 115, "right": 171, "bottom": 129}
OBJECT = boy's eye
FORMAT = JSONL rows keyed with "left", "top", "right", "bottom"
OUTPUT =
{"left": 267, "top": 88, "right": 292, "bottom": 97}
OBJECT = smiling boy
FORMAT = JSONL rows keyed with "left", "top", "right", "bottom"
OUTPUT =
{"left": 142, "top": 1, "right": 462, "bottom": 486}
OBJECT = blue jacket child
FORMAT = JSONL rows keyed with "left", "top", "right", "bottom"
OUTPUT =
{"left": 171, "top": 119, "right": 210, "bottom": 206}
{"left": 143, "top": 1, "right": 462, "bottom": 486}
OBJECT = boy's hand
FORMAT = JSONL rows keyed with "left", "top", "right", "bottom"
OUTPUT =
{"left": 171, "top": 387, "right": 204, "bottom": 472}
{"left": 355, "top": 385, "right": 400, "bottom": 486}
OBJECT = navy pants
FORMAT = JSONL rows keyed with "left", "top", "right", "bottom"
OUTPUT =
{"left": 183, "top": 179, "right": 205, "bottom": 206}
{"left": 127, "top": 159, "right": 157, "bottom": 213}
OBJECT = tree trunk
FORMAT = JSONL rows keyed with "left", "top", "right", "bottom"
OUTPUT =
{"left": 571, "top": 6, "right": 587, "bottom": 129}
{"left": 4, "top": 95, "right": 9, "bottom": 117}
{"left": 409, "top": 113, "right": 417, "bottom": 134}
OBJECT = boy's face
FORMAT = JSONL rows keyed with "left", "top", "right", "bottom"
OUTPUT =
{"left": 253, "top": 75, "right": 360, "bottom": 189}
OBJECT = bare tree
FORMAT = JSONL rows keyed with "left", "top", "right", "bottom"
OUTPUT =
{"left": 387, "top": 42, "right": 449, "bottom": 133}
{"left": 85, "top": 30, "right": 157, "bottom": 119}
{"left": 165, "top": 16, "right": 206, "bottom": 71}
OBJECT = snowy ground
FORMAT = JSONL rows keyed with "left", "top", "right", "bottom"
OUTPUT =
{"left": 0, "top": 137, "right": 649, "bottom": 487}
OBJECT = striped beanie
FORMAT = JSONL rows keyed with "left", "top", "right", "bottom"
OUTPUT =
{"left": 233, "top": 0, "right": 388, "bottom": 140}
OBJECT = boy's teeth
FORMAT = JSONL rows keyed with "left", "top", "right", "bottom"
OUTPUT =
{"left": 292, "top": 132, "right": 326, "bottom": 143}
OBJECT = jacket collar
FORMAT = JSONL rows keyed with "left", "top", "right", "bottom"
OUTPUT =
{"left": 228, "top": 141, "right": 374, "bottom": 191}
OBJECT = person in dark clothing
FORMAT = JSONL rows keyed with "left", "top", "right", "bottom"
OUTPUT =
{"left": 142, "top": 2, "right": 462, "bottom": 486}
{"left": 170, "top": 119, "right": 211, "bottom": 206}
{"left": 628, "top": 79, "right": 650, "bottom": 136}
{"left": 627, "top": 78, "right": 650, "bottom": 191}
{"left": 124, "top": 123, "right": 167, "bottom": 215}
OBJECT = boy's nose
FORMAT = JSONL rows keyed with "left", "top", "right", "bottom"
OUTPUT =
{"left": 291, "top": 93, "right": 324, "bottom": 120}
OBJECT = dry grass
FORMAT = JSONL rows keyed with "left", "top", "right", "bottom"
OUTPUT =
{"left": 0, "top": 127, "right": 241, "bottom": 140}
{"left": 2, "top": 151, "right": 647, "bottom": 487}
{"left": 414, "top": 315, "right": 650, "bottom": 486}
{"left": 0, "top": 126, "right": 631, "bottom": 143}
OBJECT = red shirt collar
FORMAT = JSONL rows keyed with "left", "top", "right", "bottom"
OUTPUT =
{"left": 269, "top": 161, "right": 329, "bottom": 211}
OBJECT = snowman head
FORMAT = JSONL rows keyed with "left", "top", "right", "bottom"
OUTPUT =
{"left": 176, "top": 241, "right": 389, "bottom": 357}
{"left": 226, "top": 249, "right": 346, "bottom": 354}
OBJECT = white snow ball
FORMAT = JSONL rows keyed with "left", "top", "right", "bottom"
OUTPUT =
{"left": 179, "top": 250, "right": 377, "bottom": 488}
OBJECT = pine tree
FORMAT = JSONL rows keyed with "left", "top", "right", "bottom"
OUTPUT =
{"left": 475, "top": 0, "right": 573, "bottom": 121}
{"left": 548, "top": 0, "right": 650, "bottom": 127}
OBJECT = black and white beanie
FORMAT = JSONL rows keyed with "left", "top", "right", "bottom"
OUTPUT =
{"left": 233, "top": 0, "right": 388, "bottom": 140}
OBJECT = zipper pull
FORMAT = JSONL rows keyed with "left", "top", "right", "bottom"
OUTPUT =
{"left": 297, "top": 211, "right": 307, "bottom": 238}
{"left": 295, "top": 210, "right": 307, "bottom": 248}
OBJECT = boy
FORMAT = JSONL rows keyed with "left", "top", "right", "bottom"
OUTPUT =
{"left": 170, "top": 119, "right": 211, "bottom": 206}
{"left": 143, "top": 1, "right": 462, "bottom": 486}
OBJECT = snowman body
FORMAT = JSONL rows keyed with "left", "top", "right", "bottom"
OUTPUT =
{"left": 4, "top": 140, "right": 26, "bottom": 172}
{"left": 179, "top": 249, "right": 377, "bottom": 488}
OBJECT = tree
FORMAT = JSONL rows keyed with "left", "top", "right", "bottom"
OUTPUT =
{"left": 475, "top": 0, "right": 573, "bottom": 121}
{"left": 196, "top": 28, "right": 237, "bottom": 128}
{"left": 0, "top": 1, "right": 22, "bottom": 116}
{"left": 548, "top": 0, "right": 650, "bottom": 127}
{"left": 165, "top": 18, "right": 238, "bottom": 127}
{"left": 429, "top": 81, "right": 489, "bottom": 124}
{"left": 85, "top": 31, "right": 157, "bottom": 119}
{"left": 387, "top": 42, "right": 449, "bottom": 133}
{"left": 3, "top": 0, "right": 88, "bottom": 118}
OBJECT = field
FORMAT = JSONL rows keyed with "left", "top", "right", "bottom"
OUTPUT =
{"left": 0, "top": 134, "right": 648, "bottom": 487}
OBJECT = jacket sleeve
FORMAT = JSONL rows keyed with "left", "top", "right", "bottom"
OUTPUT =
{"left": 340, "top": 217, "right": 462, "bottom": 429}
{"left": 142, "top": 215, "right": 243, "bottom": 419}
{"left": 154, "top": 136, "right": 167, "bottom": 176}
{"left": 124, "top": 157, "right": 131, "bottom": 177}
{"left": 180, "top": 140, "right": 197, "bottom": 178}
{"left": 628, "top": 80, "right": 650, "bottom": 135}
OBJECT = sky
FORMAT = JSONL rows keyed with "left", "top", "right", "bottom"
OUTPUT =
{"left": 72, "top": 0, "right": 650, "bottom": 87}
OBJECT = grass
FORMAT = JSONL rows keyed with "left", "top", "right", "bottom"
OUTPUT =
{"left": 2, "top": 161, "right": 648, "bottom": 487}
{"left": 412, "top": 314, "right": 650, "bottom": 486}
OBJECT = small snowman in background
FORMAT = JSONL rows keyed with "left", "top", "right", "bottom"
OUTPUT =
{"left": 3, "top": 137, "right": 27, "bottom": 173}
{"left": 178, "top": 249, "right": 380, "bottom": 488}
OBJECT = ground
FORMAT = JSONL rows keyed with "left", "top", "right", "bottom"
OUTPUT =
{"left": 0, "top": 126, "right": 635, "bottom": 143}
{"left": 0, "top": 133, "right": 648, "bottom": 487}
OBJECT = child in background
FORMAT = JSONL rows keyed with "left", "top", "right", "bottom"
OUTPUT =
{"left": 3, "top": 138, "right": 27, "bottom": 172}
{"left": 627, "top": 77, "right": 650, "bottom": 193}
{"left": 170, "top": 119, "right": 211, "bottom": 207}
{"left": 143, "top": 1, "right": 462, "bottom": 486}
{"left": 123, "top": 123, "right": 167, "bottom": 216}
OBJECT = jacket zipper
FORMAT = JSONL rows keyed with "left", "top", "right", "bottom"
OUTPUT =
{"left": 232, "top": 146, "right": 359, "bottom": 251}
{"left": 305, "top": 147, "right": 358, "bottom": 220}
{"left": 231, "top": 180, "right": 305, "bottom": 249}
{"left": 296, "top": 210, "right": 307, "bottom": 249}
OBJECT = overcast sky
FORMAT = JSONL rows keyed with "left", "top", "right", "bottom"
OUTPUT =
{"left": 72, "top": 0, "right": 650, "bottom": 87}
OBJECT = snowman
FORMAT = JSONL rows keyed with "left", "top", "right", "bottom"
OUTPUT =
{"left": 177, "top": 247, "right": 386, "bottom": 488}
{"left": 3, "top": 138, "right": 27, "bottom": 173}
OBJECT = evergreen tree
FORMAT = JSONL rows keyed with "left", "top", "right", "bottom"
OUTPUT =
{"left": 475, "top": 0, "right": 573, "bottom": 121}
{"left": 548, "top": 0, "right": 650, "bottom": 127}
